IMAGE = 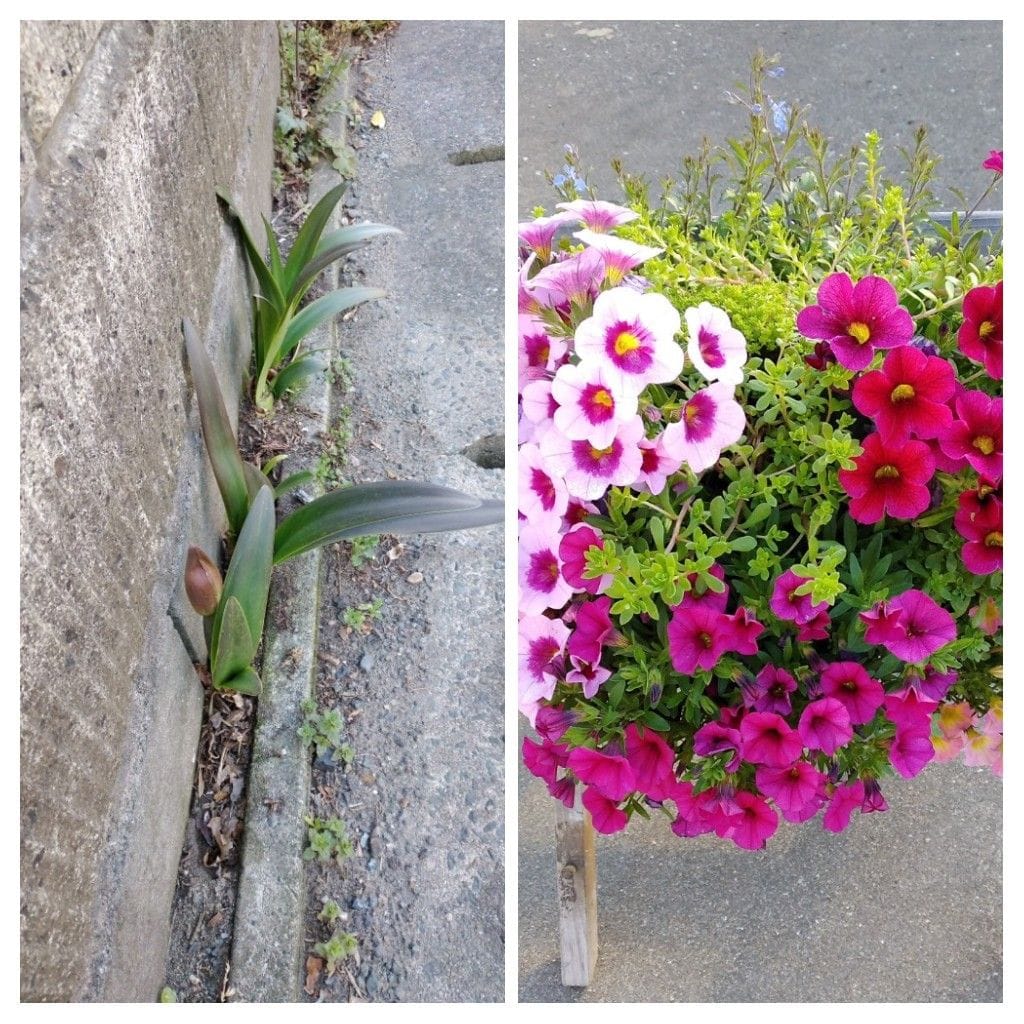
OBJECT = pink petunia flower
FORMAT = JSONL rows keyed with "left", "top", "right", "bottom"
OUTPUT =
{"left": 956, "top": 493, "right": 1002, "bottom": 575}
{"left": 518, "top": 443, "right": 568, "bottom": 525}
{"left": 739, "top": 712, "right": 803, "bottom": 768}
{"left": 796, "top": 273, "right": 914, "bottom": 371}
{"left": 565, "top": 654, "right": 612, "bottom": 698}
{"left": 556, "top": 199, "right": 638, "bottom": 233}
{"left": 962, "top": 729, "right": 1002, "bottom": 774}
{"left": 861, "top": 589, "right": 956, "bottom": 663}
{"left": 539, "top": 416, "right": 645, "bottom": 501}
{"left": 548, "top": 775, "right": 577, "bottom": 808}
{"left": 518, "top": 614, "right": 569, "bottom": 722}
{"left": 770, "top": 568, "right": 828, "bottom": 625}
{"left": 958, "top": 281, "right": 1002, "bottom": 380}
{"left": 558, "top": 524, "right": 612, "bottom": 595}
{"left": 822, "top": 780, "right": 865, "bottom": 833}
{"left": 906, "top": 665, "right": 957, "bottom": 702}
{"left": 932, "top": 731, "right": 967, "bottom": 763}
{"left": 667, "top": 604, "right": 733, "bottom": 675}
{"left": 851, "top": 346, "right": 955, "bottom": 441}
{"left": 534, "top": 704, "right": 578, "bottom": 742}
{"left": 683, "top": 302, "right": 748, "bottom": 386}
{"left": 519, "top": 523, "right": 575, "bottom": 615}
{"left": 889, "top": 727, "right": 935, "bottom": 779}
{"left": 747, "top": 666, "right": 797, "bottom": 716}
{"left": 937, "top": 701, "right": 975, "bottom": 739}
{"left": 939, "top": 390, "right": 1002, "bottom": 482}
{"left": 574, "top": 229, "right": 662, "bottom": 285}
{"left": 982, "top": 150, "right": 1003, "bottom": 174}
{"left": 693, "top": 720, "right": 743, "bottom": 772}
{"left": 729, "top": 791, "right": 779, "bottom": 850}
{"left": 635, "top": 436, "right": 684, "bottom": 495}
{"left": 796, "top": 609, "right": 831, "bottom": 642}
{"left": 838, "top": 432, "right": 935, "bottom": 523}
{"left": 755, "top": 761, "right": 826, "bottom": 821}
{"left": 567, "top": 596, "right": 615, "bottom": 664}
{"left": 798, "top": 698, "right": 853, "bottom": 755}
{"left": 820, "top": 661, "right": 884, "bottom": 725}
{"left": 522, "top": 736, "right": 569, "bottom": 786}
{"left": 518, "top": 313, "right": 567, "bottom": 387}
{"left": 518, "top": 210, "right": 576, "bottom": 260}
{"left": 581, "top": 785, "right": 629, "bottom": 834}
{"left": 625, "top": 723, "right": 676, "bottom": 798}
{"left": 727, "top": 607, "right": 765, "bottom": 656}
{"left": 661, "top": 381, "right": 746, "bottom": 474}
{"left": 860, "top": 779, "right": 888, "bottom": 814}
{"left": 884, "top": 686, "right": 939, "bottom": 733}
{"left": 568, "top": 746, "right": 637, "bottom": 802}
{"left": 525, "top": 246, "right": 606, "bottom": 310}
{"left": 551, "top": 360, "right": 638, "bottom": 448}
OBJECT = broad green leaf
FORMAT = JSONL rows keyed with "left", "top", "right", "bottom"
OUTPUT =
{"left": 212, "top": 596, "right": 256, "bottom": 688}
{"left": 274, "top": 470, "right": 317, "bottom": 499}
{"left": 242, "top": 460, "right": 270, "bottom": 502}
{"left": 182, "top": 318, "right": 250, "bottom": 537}
{"left": 281, "top": 182, "right": 347, "bottom": 295}
{"left": 218, "top": 665, "right": 263, "bottom": 697}
{"left": 271, "top": 352, "right": 328, "bottom": 397}
{"left": 263, "top": 215, "right": 283, "bottom": 279}
{"left": 276, "top": 287, "right": 385, "bottom": 365}
{"left": 293, "top": 224, "right": 401, "bottom": 297}
{"left": 210, "top": 487, "right": 275, "bottom": 666}
{"left": 274, "top": 481, "right": 502, "bottom": 564}
{"left": 215, "top": 188, "right": 286, "bottom": 313}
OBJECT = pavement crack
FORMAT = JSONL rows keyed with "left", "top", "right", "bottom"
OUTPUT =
{"left": 461, "top": 433, "right": 504, "bottom": 469}
{"left": 447, "top": 144, "right": 504, "bottom": 166}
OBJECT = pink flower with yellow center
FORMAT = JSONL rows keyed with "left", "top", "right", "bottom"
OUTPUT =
{"left": 551, "top": 360, "right": 638, "bottom": 448}
{"left": 519, "top": 523, "right": 575, "bottom": 615}
{"left": 797, "top": 272, "right": 914, "bottom": 371}
{"left": 574, "top": 286, "right": 683, "bottom": 395}
{"left": 958, "top": 281, "right": 1002, "bottom": 380}
{"left": 518, "top": 210, "right": 576, "bottom": 261}
{"left": 635, "top": 436, "right": 683, "bottom": 495}
{"left": 539, "top": 416, "right": 645, "bottom": 501}
{"left": 524, "top": 246, "right": 606, "bottom": 310}
{"left": 940, "top": 390, "right": 1003, "bottom": 482}
{"left": 661, "top": 381, "right": 746, "bottom": 474}
{"left": 518, "top": 442, "right": 568, "bottom": 525}
{"left": 683, "top": 302, "right": 748, "bottom": 386}
{"left": 556, "top": 199, "right": 638, "bottom": 233}
{"left": 574, "top": 229, "right": 662, "bottom": 285}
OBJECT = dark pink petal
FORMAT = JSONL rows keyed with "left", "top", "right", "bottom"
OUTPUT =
{"left": 582, "top": 786, "right": 629, "bottom": 833}
{"left": 567, "top": 747, "right": 637, "bottom": 801}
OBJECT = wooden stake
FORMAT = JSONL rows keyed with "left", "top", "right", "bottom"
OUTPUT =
{"left": 555, "top": 795, "right": 598, "bottom": 986}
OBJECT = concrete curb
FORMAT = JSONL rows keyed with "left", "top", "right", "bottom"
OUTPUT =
{"left": 229, "top": 69, "right": 350, "bottom": 1005}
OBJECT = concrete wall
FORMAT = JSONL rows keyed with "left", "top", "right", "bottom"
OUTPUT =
{"left": 20, "top": 21, "right": 279, "bottom": 1001}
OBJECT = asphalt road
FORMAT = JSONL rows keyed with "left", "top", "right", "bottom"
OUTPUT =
{"left": 519, "top": 20, "right": 1002, "bottom": 215}
{"left": 517, "top": 19, "right": 1003, "bottom": 1003}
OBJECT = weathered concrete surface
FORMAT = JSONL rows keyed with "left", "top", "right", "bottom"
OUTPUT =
{"left": 20, "top": 21, "right": 278, "bottom": 1001}
{"left": 520, "top": 21, "right": 1002, "bottom": 215}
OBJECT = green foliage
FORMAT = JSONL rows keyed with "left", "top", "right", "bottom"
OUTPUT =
{"left": 298, "top": 698, "right": 354, "bottom": 767}
{"left": 313, "top": 930, "right": 359, "bottom": 975}
{"left": 304, "top": 816, "right": 355, "bottom": 862}
{"left": 318, "top": 898, "right": 343, "bottom": 925}
{"left": 158, "top": 987, "right": 177, "bottom": 1003}
{"left": 341, "top": 598, "right": 383, "bottom": 632}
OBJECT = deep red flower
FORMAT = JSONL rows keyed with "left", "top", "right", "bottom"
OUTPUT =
{"left": 940, "top": 390, "right": 1002, "bottom": 481}
{"left": 838, "top": 432, "right": 935, "bottom": 523}
{"left": 852, "top": 346, "right": 955, "bottom": 440}
{"left": 797, "top": 273, "right": 914, "bottom": 371}
{"left": 796, "top": 609, "right": 830, "bottom": 642}
{"left": 956, "top": 492, "right": 1002, "bottom": 574}
{"left": 958, "top": 282, "right": 1002, "bottom": 380}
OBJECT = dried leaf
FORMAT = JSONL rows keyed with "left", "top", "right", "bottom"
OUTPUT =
{"left": 304, "top": 956, "right": 324, "bottom": 996}
{"left": 370, "top": 110, "right": 386, "bottom": 129}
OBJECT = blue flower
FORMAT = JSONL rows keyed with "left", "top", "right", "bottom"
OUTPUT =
{"left": 770, "top": 99, "right": 791, "bottom": 134}
{"left": 766, "top": 66, "right": 785, "bottom": 79}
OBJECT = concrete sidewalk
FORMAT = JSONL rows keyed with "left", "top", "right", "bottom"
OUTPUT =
{"left": 518, "top": 20, "right": 1002, "bottom": 1003}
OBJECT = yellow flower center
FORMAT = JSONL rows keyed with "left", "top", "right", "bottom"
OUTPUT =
{"left": 684, "top": 401, "right": 699, "bottom": 423}
{"left": 847, "top": 321, "right": 871, "bottom": 344}
{"left": 606, "top": 266, "right": 625, "bottom": 286}
{"left": 589, "top": 444, "right": 614, "bottom": 462}
{"left": 979, "top": 320, "right": 996, "bottom": 338}
{"left": 614, "top": 330, "right": 641, "bottom": 356}
{"left": 874, "top": 464, "right": 900, "bottom": 480}
{"left": 592, "top": 388, "right": 614, "bottom": 409}
{"left": 973, "top": 435, "right": 996, "bottom": 456}
{"left": 890, "top": 383, "right": 915, "bottom": 402}
{"left": 985, "top": 531, "right": 1003, "bottom": 548}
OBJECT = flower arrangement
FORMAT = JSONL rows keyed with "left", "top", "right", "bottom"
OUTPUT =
{"left": 518, "top": 54, "right": 1002, "bottom": 849}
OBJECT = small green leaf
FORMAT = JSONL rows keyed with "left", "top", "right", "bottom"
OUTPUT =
{"left": 729, "top": 535, "right": 757, "bottom": 552}
{"left": 281, "top": 182, "right": 347, "bottom": 295}
{"left": 271, "top": 352, "right": 328, "bottom": 397}
{"left": 274, "top": 470, "right": 317, "bottom": 499}
{"left": 212, "top": 596, "right": 256, "bottom": 687}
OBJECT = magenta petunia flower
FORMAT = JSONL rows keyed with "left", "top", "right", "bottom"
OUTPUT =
{"left": 729, "top": 791, "right": 779, "bottom": 850}
{"left": 770, "top": 568, "right": 828, "bottom": 625}
{"left": 567, "top": 596, "right": 615, "bottom": 664}
{"left": 581, "top": 785, "right": 629, "bottom": 834}
{"left": 522, "top": 736, "right": 569, "bottom": 786}
{"left": 861, "top": 589, "right": 956, "bottom": 663}
{"left": 838, "top": 432, "right": 935, "bottom": 523}
{"left": 748, "top": 665, "right": 797, "bottom": 715}
{"left": 548, "top": 775, "right": 577, "bottom": 808}
{"left": 551, "top": 360, "right": 638, "bottom": 448}
{"left": 956, "top": 493, "right": 1002, "bottom": 575}
{"left": 534, "top": 704, "right": 578, "bottom": 742}
{"left": 518, "top": 210, "right": 576, "bottom": 261}
{"left": 558, "top": 524, "right": 611, "bottom": 595}
{"left": 539, "top": 416, "right": 645, "bottom": 501}
{"left": 889, "top": 727, "right": 935, "bottom": 779}
{"left": 982, "top": 150, "right": 1003, "bottom": 174}
{"left": 574, "top": 286, "right": 683, "bottom": 395}
{"left": 565, "top": 654, "right": 612, "bottom": 698}
{"left": 667, "top": 603, "right": 732, "bottom": 675}
{"left": 625, "top": 723, "right": 676, "bottom": 798}
{"left": 683, "top": 302, "right": 748, "bottom": 386}
{"left": 822, "top": 781, "right": 865, "bottom": 833}
{"left": 574, "top": 229, "right": 662, "bottom": 285}
{"left": 568, "top": 746, "right": 637, "bottom": 802}
{"left": 851, "top": 346, "right": 955, "bottom": 441}
{"left": 518, "top": 614, "right": 569, "bottom": 722}
{"left": 518, "top": 443, "right": 568, "bottom": 525}
{"left": 693, "top": 720, "right": 743, "bottom": 772}
{"left": 820, "top": 661, "right": 885, "bottom": 725}
{"left": 796, "top": 609, "right": 831, "bottom": 642}
{"left": 519, "top": 523, "right": 575, "bottom": 615}
{"left": 796, "top": 273, "right": 914, "bottom": 371}
{"left": 860, "top": 779, "right": 888, "bottom": 814}
{"left": 940, "top": 390, "right": 1002, "bottom": 482}
{"left": 883, "top": 686, "right": 939, "bottom": 732}
{"left": 739, "top": 711, "right": 803, "bottom": 768}
{"left": 635, "top": 436, "right": 683, "bottom": 495}
{"left": 518, "top": 313, "right": 566, "bottom": 388}
{"left": 556, "top": 199, "right": 638, "bottom": 233}
{"left": 727, "top": 607, "right": 765, "bottom": 656}
{"left": 525, "top": 246, "right": 606, "bottom": 310}
{"left": 680, "top": 563, "right": 730, "bottom": 612}
{"left": 669, "top": 781, "right": 713, "bottom": 838}
{"left": 958, "top": 282, "right": 1002, "bottom": 380}
{"left": 906, "top": 665, "right": 957, "bottom": 702}
{"left": 661, "top": 381, "right": 746, "bottom": 474}
{"left": 755, "top": 761, "right": 826, "bottom": 821}
{"left": 798, "top": 698, "right": 853, "bottom": 756}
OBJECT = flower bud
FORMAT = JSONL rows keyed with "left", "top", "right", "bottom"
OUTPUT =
{"left": 185, "top": 546, "right": 222, "bottom": 617}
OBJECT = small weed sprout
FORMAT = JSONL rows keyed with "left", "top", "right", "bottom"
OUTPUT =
{"left": 341, "top": 598, "right": 384, "bottom": 632}
{"left": 318, "top": 898, "right": 343, "bottom": 925}
{"left": 303, "top": 816, "right": 355, "bottom": 863}
{"left": 315, "top": 411, "right": 353, "bottom": 490}
{"left": 298, "top": 699, "right": 354, "bottom": 767}
{"left": 347, "top": 535, "right": 380, "bottom": 568}
{"left": 313, "top": 930, "right": 359, "bottom": 975}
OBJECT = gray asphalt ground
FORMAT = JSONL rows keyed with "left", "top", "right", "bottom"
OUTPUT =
{"left": 518, "top": 20, "right": 1002, "bottom": 1003}
{"left": 520, "top": 21, "right": 1002, "bottom": 215}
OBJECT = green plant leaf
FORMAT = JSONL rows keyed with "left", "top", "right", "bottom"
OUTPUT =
{"left": 271, "top": 352, "right": 328, "bottom": 397}
{"left": 212, "top": 596, "right": 256, "bottom": 688}
{"left": 274, "top": 470, "right": 317, "bottom": 499}
{"left": 182, "top": 318, "right": 250, "bottom": 536}
{"left": 274, "top": 481, "right": 502, "bottom": 564}
{"left": 293, "top": 223, "right": 401, "bottom": 296}
{"left": 263, "top": 215, "right": 283, "bottom": 279}
{"left": 218, "top": 665, "right": 263, "bottom": 697}
{"left": 281, "top": 182, "right": 347, "bottom": 296}
{"left": 276, "top": 287, "right": 385, "bottom": 365}
{"left": 210, "top": 486, "right": 275, "bottom": 667}
{"left": 242, "top": 460, "right": 271, "bottom": 502}
{"left": 215, "top": 188, "right": 286, "bottom": 313}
